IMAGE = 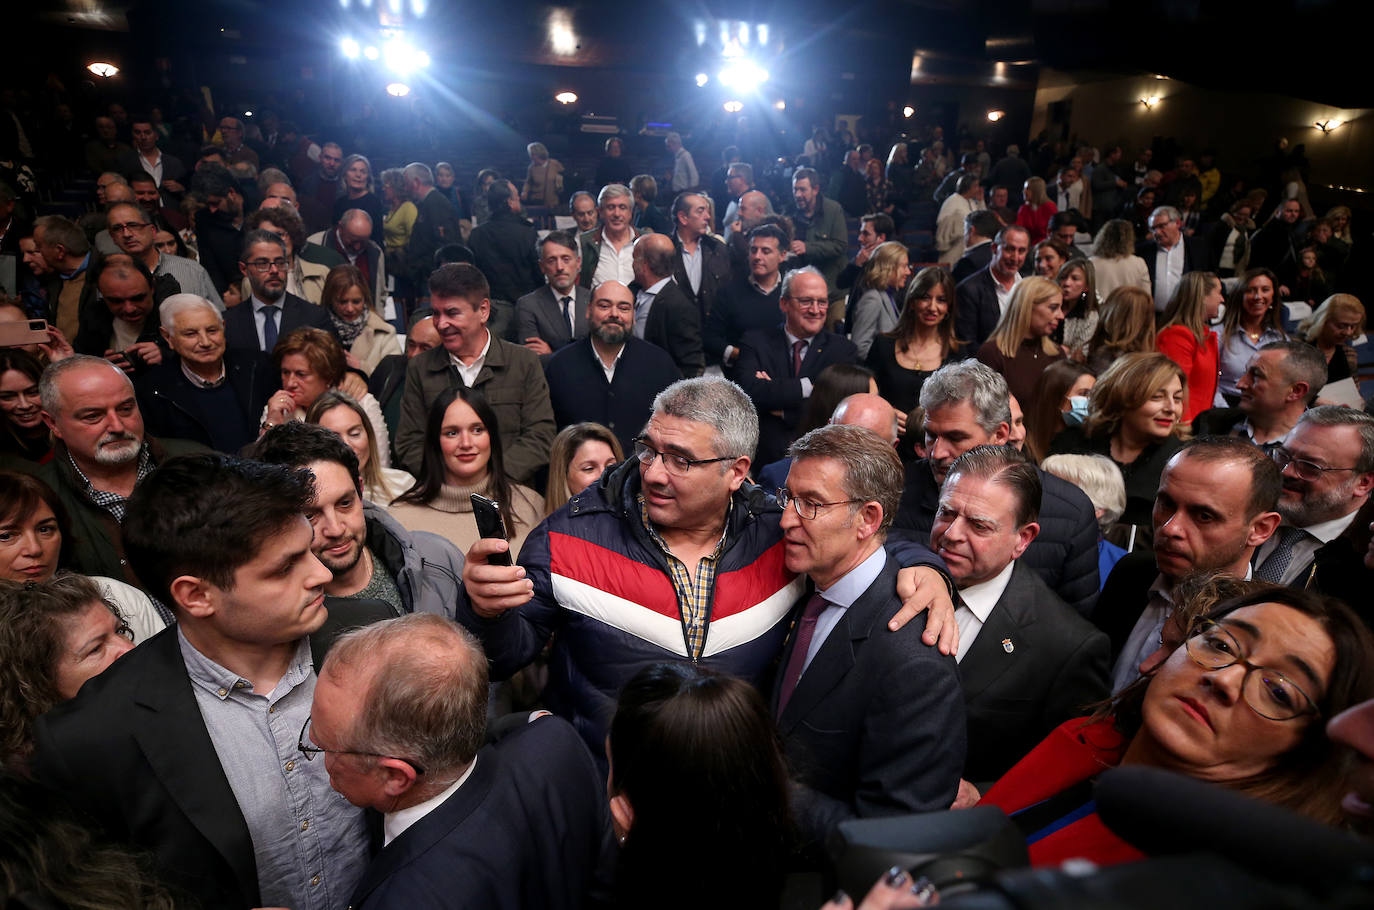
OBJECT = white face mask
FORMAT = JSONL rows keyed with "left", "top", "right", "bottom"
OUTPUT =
{"left": 1063, "top": 396, "right": 1091, "bottom": 426}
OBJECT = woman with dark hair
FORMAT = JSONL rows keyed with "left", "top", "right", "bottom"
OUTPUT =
{"left": 1157, "top": 270, "right": 1225, "bottom": 422}
{"left": 471, "top": 168, "right": 501, "bottom": 227}
{"left": 982, "top": 587, "right": 1374, "bottom": 865}
{"left": 865, "top": 267, "right": 962, "bottom": 420}
{"left": 333, "top": 153, "right": 384, "bottom": 244}
{"left": 0, "top": 348, "right": 51, "bottom": 467}
{"left": 308, "top": 390, "right": 414, "bottom": 505}
{"left": 1057, "top": 258, "right": 1099, "bottom": 362}
{"left": 1032, "top": 238, "right": 1071, "bottom": 279}
{"left": 321, "top": 264, "right": 399, "bottom": 375}
{"left": 848, "top": 241, "right": 913, "bottom": 358}
{"left": 433, "top": 161, "right": 466, "bottom": 217}
{"left": 595, "top": 137, "right": 632, "bottom": 192}
{"left": 389, "top": 386, "right": 543, "bottom": 555}
{"left": 0, "top": 575, "right": 134, "bottom": 769}
{"left": 545, "top": 422, "right": 623, "bottom": 516}
{"left": 793, "top": 363, "right": 877, "bottom": 440}
{"left": 1217, "top": 268, "right": 1286, "bottom": 406}
{"left": 1023, "top": 360, "right": 1096, "bottom": 464}
{"left": 608, "top": 662, "right": 794, "bottom": 908}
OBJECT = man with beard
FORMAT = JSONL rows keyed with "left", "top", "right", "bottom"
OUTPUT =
{"left": 1255, "top": 406, "right": 1374, "bottom": 618}
{"left": 544, "top": 280, "right": 681, "bottom": 456}
{"left": 32, "top": 355, "right": 207, "bottom": 585}
{"left": 223, "top": 231, "right": 334, "bottom": 355}
{"left": 517, "top": 230, "right": 589, "bottom": 358}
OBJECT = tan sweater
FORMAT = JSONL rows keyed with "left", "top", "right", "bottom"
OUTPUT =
{"left": 387, "top": 478, "right": 544, "bottom": 559}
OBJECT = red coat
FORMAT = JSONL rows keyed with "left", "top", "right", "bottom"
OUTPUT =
{"left": 1016, "top": 201, "right": 1058, "bottom": 244}
{"left": 1156, "top": 325, "right": 1220, "bottom": 423}
{"left": 978, "top": 717, "right": 1144, "bottom": 867}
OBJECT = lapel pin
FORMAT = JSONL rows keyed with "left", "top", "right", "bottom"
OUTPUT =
{"left": 1002, "top": 638, "right": 1014, "bottom": 653}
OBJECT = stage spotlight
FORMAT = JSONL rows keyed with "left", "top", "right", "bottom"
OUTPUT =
{"left": 723, "top": 100, "right": 743, "bottom": 113}
{"left": 774, "top": 99, "right": 786, "bottom": 111}
{"left": 386, "top": 82, "right": 411, "bottom": 97}
{"left": 87, "top": 62, "right": 119, "bottom": 78}
{"left": 718, "top": 61, "right": 768, "bottom": 91}
{"left": 695, "top": 73, "right": 709, "bottom": 87}
{"left": 340, "top": 37, "right": 360, "bottom": 59}
{"left": 363, "top": 45, "right": 379, "bottom": 60}
{"left": 902, "top": 105, "right": 915, "bottom": 118}
{"left": 383, "top": 36, "right": 426, "bottom": 75}
{"left": 555, "top": 91, "right": 578, "bottom": 104}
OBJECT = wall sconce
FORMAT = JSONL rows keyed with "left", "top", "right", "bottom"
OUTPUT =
{"left": 87, "top": 62, "right": 120, "bottom": 78}
{"left": 1314, "top": 119, "right": 1343, "bottom": 133}
{"left": 1140, "top": 95, "right": 1161, "bottom": 110}
{"left": 986, "top": 109, "right": 1005, "bottom": 122}
{"left": 554, "top": 91, "right": 578, "bottom": 104}
{"left": 902, "top": 105, "right": 915, "bottom": 119}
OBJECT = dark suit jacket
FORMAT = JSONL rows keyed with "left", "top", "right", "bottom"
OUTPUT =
{"left": 544, "top": 336, "right": 681, "bottom": 455}
{"left": 345, "top": 717, "right": 614, "bottom": 909}
{"left": 671, "top": 231, "right": 733, "bottom": 323}
{"left": 1092, "top": 551, "right": 1160, "bottom": 662}
{"left": 736, "top": 325, "right": 859, "bottom": 466}
{"left": 642, "top": 277, "right": 704, "bottom": 378}
{"left": 1275, "top": 496, "right": 1374, "bottom": 629}
{"left": 893, "top": 459, "right": 1101, "bottom": 616}
{"left": 773, "top": 559, "right": 965, "bottom": 843}
{"left": 469, "top": 209, "right": 542, "bottom": 304}
{"left": 952, "top": 241, "right": 994, "bottom": 285}
{"left": 954, "top": 268, "right": 1002, "bottom": 349}
{"left": 135, "top": 350, "right": 276, "bottom": 453}
{"left": 224, "top": 292, "right": 336, "bottom": 354}
{"left": 703, "top": 275, "right": 782, "bottom": 371}
{"left": 515, "top": 284, "right": 590, "bottom": 353}
{"left": 32, "top": 629, "right": 265, "bottom": 909}
{"left": 1135, "top": 235, "right": 1208, "bottom": 292}
{"left": 959, "top": 563, "right": 1111, "bottom": 784}
{"left": 1191, "top": 406, "right": 1244, "bottom": 437}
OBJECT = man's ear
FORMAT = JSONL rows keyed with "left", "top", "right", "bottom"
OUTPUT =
{"left": 376, "top": 757, "right": 422, "bottom": 797}
{"left": 169, "top": 575, "right": 217, "bottom": 620}
{"left": 1246, "top": 510, "right": 1283, "bottom": 548}
{"left": 609, "top": 792, "right": 634, "bottom": 839}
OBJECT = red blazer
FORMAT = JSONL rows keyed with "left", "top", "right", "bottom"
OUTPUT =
{"left": 978, "top": 717, "right": 1144, "bottom": 867}
{"left": 1016, "top": 201, "right": 1058, "bottom": 244}
{"left": 1156, "top": 325, "right": 1220, "bottom": 423}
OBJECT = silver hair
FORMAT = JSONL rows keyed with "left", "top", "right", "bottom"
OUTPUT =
{"left": 1150, "top": 205, "right": 1181, "bottom": 225}
{"left": 780, "top": 266, "right": 824, "bottom": 299}
{"left": 39, "top": 354, "right": 132, "bottom": 416}
{"left": 1041, "top": 453, "right": 1126, "bottom": 534}
{"left": 257, "top": 167, "right": 291, "bottom": 192}
{"left": 402, "top": 162, "right": 435, "bottom": 188}
{"left": 1296, "top": 405, "right": 1374, "bottom": 473}
{"left": 788, "top": 424, "right": 903, "bottom": 534}
{"left": 159, "top": 294, "right": 222, "bottom": 333}
{"left": 339, "top": 208, "right": 374, "bottom": 231}
{"left": 597, "top": 183, "right": 632, "bottom": 206}
{"left": 651, "top": 377, "right": 758, "bottom": 462}
{"left": 919, "top": 360, "right": 1012, "bottom": 434}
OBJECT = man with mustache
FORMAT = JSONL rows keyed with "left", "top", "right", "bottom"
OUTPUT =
{"left": 31, "top": 355, "right": 206, "bottom": 587}
{"left": 544, "top": 279, "right": 682, "bottom": 456}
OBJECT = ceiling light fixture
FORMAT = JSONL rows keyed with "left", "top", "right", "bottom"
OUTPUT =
{"left": 87, "top": 62, "right": 119, "bottom": 78}
{"left": 1140, "top": 95, "right": 1161, "bottom": 110}
{"left": 1315, "top": 118, "right": 1343, "bottom": 133}
{"left": 986, "top": 109, "right": 1005, "bottom": 122}
{"left": 723, "top": 100, "right": 744, "bottom": 113}
{"left": 555, "top": 91, "right": 578, "bottom": 104}
{"left": 903, "top": 105, "right": 915, "bottom": 119}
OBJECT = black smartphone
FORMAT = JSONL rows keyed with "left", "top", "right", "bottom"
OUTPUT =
{"left": 470, "top": 493, "right": 512, "bottom": 566}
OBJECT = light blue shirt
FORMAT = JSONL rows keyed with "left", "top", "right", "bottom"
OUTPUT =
{"left": 633, "top": 276, "right": 670, "bottom": 339}
{"left": 802, "top": 547, "right": 888, "bottom": 673}
{"left": 251, "top": 294, "right": 283, "bottom": 351}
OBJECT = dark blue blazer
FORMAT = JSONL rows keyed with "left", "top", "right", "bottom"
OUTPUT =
{"left": 954, "top": 268, "right": 1002, "bottom": 349}
{"left": 544, "top": 336, "right": 681, "bottom": 456}
{"left": 736, "top": 326, "right": 859, "bottom": 466}
{"left": 224, "top": 292, "right": 336, "bottom": 354}
{"left": 345, "top": 717, "right": 615, "bottom": 910}
{"left": 135, "top": 350, "right": 276, "bottom": 454}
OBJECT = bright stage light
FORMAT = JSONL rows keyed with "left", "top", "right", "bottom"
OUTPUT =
{"left": 386, "top": 82, "right": 411, "bottom": 97}
{"left": 383, "top": 37, "right": 428, "bottom": 75}
{"left": 555, "top": 91, "right": 578, "bottom": 104}
{"left": 340, "top": 37, "right": 360, "bottom": 59}
{"left": 363, "top": 45, "right": 379, "bottom": 60}
{"left": 87, "top": 62, "right": 119, "bottom": 78}
{"left": 718, "top": 61, "right": 768, "bottom": 91}
{"left": 903, "top": 105, "right": 915, "bottom": 118}
{"left": 695, "top": 73, "right": 709, "bottom": 87}
{"left": 723, "top": 100, "right": 743, "bottom": 113}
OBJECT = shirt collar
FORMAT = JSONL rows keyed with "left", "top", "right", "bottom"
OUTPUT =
{"left": 60, "top": 252, "right": 91, "bottom": 281}
{"left": 749, "top": 273, "right": 780, "bottom": 295}
{"left": 181, "top": 358, "right": 227, "bottom": 388}
{"left": 384, "top": 757, "right": 478, "bottom": 847}
{"left": 251, "top": 294, "right": 282, "bottom": 313}
{"left": 957, "top": 561, "right": 1015, "bottom": 622}
{"left": 1287, "top": 509, "right": 1362, "bottom": 545}
{"left": 816, "top": 548, "right": 886, "bottom": 608}
{"left": 178, "top": 628, "right": 314, "bottom": 700}
{"left": 640, "top": 276, "right": 670, "bottom": 296}
{"left": 449, "top": 329, "right": 492, "bottom": 368}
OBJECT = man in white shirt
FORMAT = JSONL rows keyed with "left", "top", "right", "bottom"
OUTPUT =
{"left": 935, "top": 174, "right": 984, "bottom": 265}
{"left": 1053, "top": 166, "right": 1082, "bottom": 212}
{"left": 1140, "top": 205, "right": 1202, "bottom": 313}
{"left": 929, "top": 445, "right": 1110, "bottom": 788}
{"left": 308, "top": 613, "right": 614, "bottom": 909}
{"left": 581, "top": 183, "right": 639, "bottom": 288}
{"left": 665, "top": 131, "right": 698, "bottom": 193}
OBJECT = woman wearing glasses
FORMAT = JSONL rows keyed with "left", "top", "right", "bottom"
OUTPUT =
{"left": 980, "top": 587, "right": 1374, "bottom": 866}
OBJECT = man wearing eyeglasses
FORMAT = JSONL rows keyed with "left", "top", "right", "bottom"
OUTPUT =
{"left": 736, "top": 266, "right": 859, "bottom": 466}
{"left": 1256, "top": 406, "right": 1374, "bottom": 609}
{"left": 306, "top": 614, "right": 614, "bottom": 908}
{"left": 457, "top": 376, "right": 958, "bottom": 766}
{"left": 223, "top": 230, "right": 334, "bottom": 354}
{"left": 105, "top": 201, "right": 222, "bottom": 307}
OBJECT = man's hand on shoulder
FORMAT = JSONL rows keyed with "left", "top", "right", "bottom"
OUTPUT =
{"left": 463, "top": 538, "right": 535, "bottom": 619}
{"left": 889, "top": 565, "right": 959, "bottom": 655}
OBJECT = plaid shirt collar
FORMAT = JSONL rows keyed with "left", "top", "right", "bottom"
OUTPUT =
{"left": 638, "top": 494, "right": 731, "bottom": 660}
{"left": 67, "top": 443, "right": 155, "bottom": 521}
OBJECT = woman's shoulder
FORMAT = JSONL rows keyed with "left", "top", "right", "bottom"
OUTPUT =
{"left": 510, "top": 482, "right": 547, "bottom": 516}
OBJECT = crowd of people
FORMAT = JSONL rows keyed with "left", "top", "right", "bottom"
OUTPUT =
{"left": 2, "top": 83, "right": 1374, "bottom": 910}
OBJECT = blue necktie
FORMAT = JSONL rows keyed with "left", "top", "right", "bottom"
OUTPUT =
{"left": 261, "top": 304, "right": 280, "bottom": 351}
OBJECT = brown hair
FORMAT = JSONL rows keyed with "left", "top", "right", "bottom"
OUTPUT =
{"left": 889, "top": 266, "right": 961, "bottom": 358}
{"left": 272, "top": 327, "right": 346, "bottom": 387}
{"left": 1083, "top": 352, "right": 1186, "bottom": 441}
{"left": 321, "top": 264, "right": 373, "bottom": 318}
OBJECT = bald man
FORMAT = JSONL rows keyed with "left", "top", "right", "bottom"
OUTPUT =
{"left": 758, "top": 391, "right": 901, "bottom": 490}
{"left": 307, "top": 209, "right": 386, "bottom": 304}
{"left": 630, "top": 232, "right": 704, "bottom": 376}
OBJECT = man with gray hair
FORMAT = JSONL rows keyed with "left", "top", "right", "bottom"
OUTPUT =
{"left": 722, "top": 162, "right": 773, "bottom": 240}
{"left": 401, "top": 161, "right": 461, "bottom": 287}
{"left": 135, "top": 293, "right": 273, "bottom": 453}
{"left": 893, "top": 359, "right": 1101, "bottom": 615}
{"left": 458, "top": 375, "right": 958, "bottom": 762}
{"left": 308, "top": 614, "right": 614, "bottom": 907}
{"left": 1138, "top": 204, "right": 1206, "bottom": 312}
{"left": 665, "top": 130, "right": 698, "bottom": 193}
{"left": 33, "top": 214, "right": 96, "bottom": 340}
{"left": 1254, "top": 405, "right": 1374, "bottom": 611}
{"left": 1194, "top": 340, "right": 1328, "bottom": 452}
{"left": 774, "top": 424, "right": 966, "bottom": 839}
{"left": 308, "top": 208, "right": 387, "bottom": 306}
{"left": 579, "top": 183, "right": 643, "bottom": 288}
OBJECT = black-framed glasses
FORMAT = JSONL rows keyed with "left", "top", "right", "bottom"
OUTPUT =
{"left": 1183, "top": 621, "right": 1320, "bottom": 721}
{"left": 245, "top": 258, "right": 289, "bottom": 272}
{"left": 776, "top": 487, "right": 862, "bottom": 521}
{"left": 1271, "top": 448, "right": 1361, "bottom": 483}
{"left": 297, "top": 715, "right": 427, "bottom": 775}
{"left": 633, "top": 438, "right": 733, "bottom": 477}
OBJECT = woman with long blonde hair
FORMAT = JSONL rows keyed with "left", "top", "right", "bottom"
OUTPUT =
{"left": 977, "top": 276, "right": 1064, "bottom": 405}
{"left": 848, "top": 241, "right": 913, "bottom": 358}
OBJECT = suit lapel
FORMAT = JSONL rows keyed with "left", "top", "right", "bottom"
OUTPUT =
{"left": 958, "top": 567, "right": 1033, "bottom": 701}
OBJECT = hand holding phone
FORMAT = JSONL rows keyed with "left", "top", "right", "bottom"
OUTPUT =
{"left": 470, "top": 493, "right": 512, "bottom": 566}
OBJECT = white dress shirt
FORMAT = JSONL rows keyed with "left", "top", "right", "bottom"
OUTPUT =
{"left": 1153, "top": 241, "right": 1186, "bottom": 312}
{"left": 993, "top": 270, "right": 1023, "bottom": 316}
{"left": 953, "top": 561, "right": 1015, "bottom": 663}
{"left": 383, "top": 757, "right": 478, "bottom": 846}
{"left": 800, "top": 548, "right": 887, "bottom": 674}
{"left": 633, "top": 276, "right": 670, "bottom": 338}
{"left": 449, "top": 329, "right": 492, "bottom": 387}
{"left": 593, "top": 231, "right": 636, "bottom": 286}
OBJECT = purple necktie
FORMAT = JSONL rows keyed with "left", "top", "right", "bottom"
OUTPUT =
{"left": 791, "top": 339, "right": 807, "bottom": 377}
{"left": 777, "top": 593, "right": 828, "bottom": 717}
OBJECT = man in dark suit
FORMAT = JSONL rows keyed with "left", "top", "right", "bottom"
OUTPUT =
{"left": 1137, "top": 204, "right": 1208, "bottom": 314}
{"left": 544, "top": 280, "right": 680, "bottom": 455}
{"left": 705, "top": 223, "right": 787, "bottom": 373}
{"left": 773, "top": 424, "right": 965, "bottom": 843}
{"left": 468, "top": 178, "right": 542, "bottom": 308}
{"left": 310, "top": 613, "right": 614, "bottom": 909}
{"left": 224, "top": 230, "right": 335, "bottom": 354}
{"left": 401, "top": 162, "right": 462, "bottom": 290}
{"left": 308, "top": 210, "right": 387, "bottom": 307}
{"left": 951, "top": 210, "right": 1001, "bottom": 284}
{"left": 893, "top": 360, "right": 1101, "bottom": 615}
{"left": 189, "top": 163, "right": 246, "bottom": 299}
{"left": 669, "top": 191, "right": 733, "bottom": 324}
{"left": 630, "top": 232, "right": 704, "bottom": 377}
{"left": 930, "top": 445, "right": 1110, "bottom": 786}
{"left": 955, "top": 224, "right": 1029, "bottom": 349}
{"left": 1257, "top": 407, "right": 1374, "bottom": 624}
{"left": 516, "top": 230, "right": 589, "bottom": 359}
{"left": 737, "top": 266, "right": 859, "bottom": 466}
{"left": 32, "top": 455, "right": 370, "bottom": 910}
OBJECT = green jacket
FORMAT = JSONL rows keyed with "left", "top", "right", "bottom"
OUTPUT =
{"left": 790, "top": 195, "right": 849, "bottom": 292}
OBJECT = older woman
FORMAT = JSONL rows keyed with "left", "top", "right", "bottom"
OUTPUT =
{"left": 1017, "top": 176, "right": 1057, "bottom": 244}
{"left": 321, "top": 264, "right": 399, "bottom": 375}
{"left": 982, "top": 587, "right": 1374, "bottom": 865}
{"left": 380, "top": 167, "right": 417, "bottom": 255}
{"left": 263, "top": 327, "right": 391, "bottom": 465}
{"left": 308, "top": 391, "right": 414, "bottom": 506}
{"left": 977, "top": 276, "right": 1065, "bottom": 406}
{"left": 522, "top": 142, "right": 565, "bottom": 209}
{"left": 1298, "top": 293, "right": 1366, "bottom": 392}
{"left": 865, "top": 267, "right": 962, "bottom": 420}
{"left": 1085, "top": 286, "right": 1157, "bottom": 375}
{"left": 1217, "top": 268, "right": 1286, "bottom": 406}
{"left": 0, "top": 575, "right": 134, "bottom": 768}
{"left": 1089, "top": 218, "right": 1151, "bottom": 301}
{"left": 0, "top": 348, "right": 50, "bottom": 467}
{"left": 389, "top": 386, "right": 543, "bottom": 556}
{"left": 544, "top": 422, "right": 622, "bottom": 516}
{"left": 848, "top": 241, "right": 913, "bottom": 358}
{"left": 333, "top": 153, "right": 384, "bottom": 244}
{"left": 1157, "top": 271, "right": 1225, "bottom": 422}
{"left": 1050, "top": 352, "right": 1185, "bottom": 540}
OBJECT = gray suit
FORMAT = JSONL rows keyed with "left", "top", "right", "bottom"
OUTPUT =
{"left": 516, "top": 285, "right": 591, "bottom": 354}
